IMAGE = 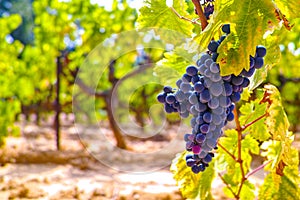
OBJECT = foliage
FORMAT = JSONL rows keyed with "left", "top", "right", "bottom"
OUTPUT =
{"left": 0, "top": 0, "right": 300, "bottom": 198}
{"left": 171, "top": 151, "right": 215, "bottom": 200}
{"left": 137, "top": 0, "right": 300, "bottom": 199}
{"left": 0, "top": 14, "right": 23, "bottom": 145}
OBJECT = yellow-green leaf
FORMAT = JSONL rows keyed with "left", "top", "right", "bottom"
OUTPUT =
{"left": 170, "top": 151, "right": 215, "bottom": 199}
{"left": 137, "top": 0, "right": 194, "bottom": 41}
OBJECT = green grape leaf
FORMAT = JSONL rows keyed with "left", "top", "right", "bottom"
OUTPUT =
{"left": 241, "top": 135, "right": 259, "bottom": 171}
{"left": 264, "top": 84, "right": 289, "bottom": 141}
{"left": 260, "top": 84, "right": 297, "bottom": 174}
{"left": 240, "top": 87, "right": 252, "bottom": 101}
{"left": 260, "top": 134, "right": 297, "bottom": 175}
{"left": 242, "top": 134, "right": 259, "bottom": 155}
{"left": 239, "top": 100, "right": 270, "bottom": 141}
{"left": 137, "top": 0, "right": 194, "bottom": 40}
{"left": 258, "top": 165, "right": 300, "bottom": 200}
{"left": 188, "top": 21, "right": 223, "bottom": 53}
{"left": 249, "top": 119, "right": 270, "bottom": 141}
{"left": 249, "top": 35, "right": 281, "bottom": 90}
{"left": 216, "top": 0, "right": 279, "bottom": 76}
{"left": 240, "top": 180, "right": 256, "bottom": 200}
{"left": 154, "top": 51, "right": 192, "bottom": 87}
{"left": 170, "top": 151, "right": 215, "bottom": 200}
{"left": 273, "top": 0, "right": 300, "bottom": 24}
{"left": 191, "top": 0, "right": 280, "bottom": 76}
{"left": 217, "top": 129, "right": 242, "bottom": 184}
{"left": 0, "top": 14, "right": 22, "bottom": 39}
{"left": 239, "top": 101, "right": 267, "bottom": 126}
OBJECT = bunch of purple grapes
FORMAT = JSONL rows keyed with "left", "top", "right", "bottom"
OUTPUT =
{"left": 201, "top": 0, "right": 215, "bottom": 20}
{"left": 157, "top": 24, "right": 267, "bottom": 173}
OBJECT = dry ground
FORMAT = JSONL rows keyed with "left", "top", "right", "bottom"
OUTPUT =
{"left": 0, "top": 115, "right": 299, "bottom": 200}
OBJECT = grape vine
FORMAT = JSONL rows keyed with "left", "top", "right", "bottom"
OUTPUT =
{"left": 157, "top": 24, "right": 267, "bottom": 173}
{"left": 139, "top": 0, "right": 300, "bottom": 199}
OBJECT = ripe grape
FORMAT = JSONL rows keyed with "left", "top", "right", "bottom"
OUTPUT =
{"left": 254, "top": 57, "right": 264, "bottom": 69}
{"left": 208, "top": 40, "right": 219, "bottom": 52}
{"left": 166, "top": 94, "right": 176, "bottom": 104}
{"left": 186, "top": 65, "right": 198, "bottom": 76}
{"left": 156, "top": 23, "right": 267, "bottom": 174}
{"left": 222, "top": 24, "right": 230, "bottom": 34}
{"left": 256, "top": 45, "right": 267, "bottom": 57}
{"left": 163, "top": 86, "right": 173, "bottom": 93}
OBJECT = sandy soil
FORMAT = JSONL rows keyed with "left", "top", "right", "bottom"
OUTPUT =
{"left": 0, "top": 116, "right": 299, "bottom": 200}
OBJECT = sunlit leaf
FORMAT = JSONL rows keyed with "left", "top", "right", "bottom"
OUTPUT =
{"left": 170, "top": 151, "right": 215, "bottom": 199}
{"left": 137, "top": 0, "right": 194, "bottom": 41}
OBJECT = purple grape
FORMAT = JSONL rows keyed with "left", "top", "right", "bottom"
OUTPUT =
{"left": 208, "top": 40, "right": 219, "bottom": 52}
{"left": 224, "top": 82, "right": 233, "bottom": 96}
{"left": 166, "top": 94, "right": 176, "bottom": 104}
{"left": 222, "top": 75, "right": 231, "bottom": 82}
{"left": 203, "top": 153, "right": 213, "bottom": 163}
{"left": 182, "top": 73, "right": 192, "bottom": 82}
{"left": 241, "top": 67, "right": 255, "bottom": 77}
{"left": 256, "top": 45, "right": 267, "bottom": 57}
{"left": 185, "top": 154, "right": 193, "bottom": 161}
{"left": 164, "top": 104, "right": 173, "bottom": 113}
{"left": 250, "top": 56, "right": 255, "bottom": 68}
{"left": 241, "top": 77, "right": 250, "bottom": 88}
{"left": 231, "top": 92, "right": 241, "bottom": 102}
{"left": 200, "top": 124, "right": 210, "bottom": 133}
{"left": 191, "top": 164, "right": 201, "bottom": 174}
{"left": 186, "top": 158, "right": 196, "bottom": 167}
{"left": 157, "top": 93, "right": 166, "bottom": 103}
{"left": 203, "top": 112, "right": 212, "bottom": 123}
{"left": 231, "top": 75, "right": 244, "bottom": 86}
{"left": 196, "top": 133, "right": 206, "bottom": 143}
{"left": 200, "top": 89, "right": 211, "bottom": 103}
{"left": 222, "top": 24, "right": 230, "bottom": 34}
{"left": 186, "top": 65, "right": 198, "bottom": 76}
{"left": 163, "top": 86, "right": 173, "bottom": 93}
{"left": 254, "top": 57, "right": 264, "bottom": 69}
{"left": 194, "top": 82, "right": 205, "bottom": 93}
{"left": 192, "top": 145, "right": 201, "bottom": 154}
{"left": 227, "top": 112, "right": 234, "bottom": 121}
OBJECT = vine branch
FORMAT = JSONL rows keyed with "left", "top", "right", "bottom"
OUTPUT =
{"left": 217, "top": 142, "right": 237, "bottom": 161}
{"left": 218, "top": 173, "right": 239, "bottom": 199}
{"left": 170, "top": 7, "right": 201, "bottom": 26}
{"left": 192, "top": 0, "right": 208, "bottom": 30}
{"left": 241, "top": 113, "right": 268, "bottom": 131}
{"left": 233, "top": 106, "right": 246, "bottom": 198}
{"left": 245, "top": 160, "right": 272, "bottom": 179}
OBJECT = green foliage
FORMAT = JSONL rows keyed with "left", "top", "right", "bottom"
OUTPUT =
{"left": 170, "top": 151, "right": 215, "bottom": 200}
{"left": 0, "top": 14, "right": 24, "bottom": 145}
{"left": 1, "top": 0, "right": 299, "bottom": 198}
{"left": 137, "top": 0, "right": 194, "bottom": 40}
{"left": 259, "top": 165, "right": 300, "bottom": 200}
{"left": 248, "top": 35, "right": 281, "bottom": 90}
{"left": 239, "top": 100, "right": 270, "bottom": 141}
{"left": 154, "top": 51, "right": 192, "bottom": 87}
{"left": 266, "top": 18, "right": 300, "bottom": 128}
{"left": 189, "top": 0, "right": 300, "bottom": 76}
{"left": 264, "top": 85, "right": 290, "bottom": 141}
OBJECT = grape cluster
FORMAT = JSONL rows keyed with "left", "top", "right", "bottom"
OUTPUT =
{"left": 201, "top": 0, "right": 215, "bottom": 20}
{"left": 157, "top": 24, "right": 267, "bottom": 173}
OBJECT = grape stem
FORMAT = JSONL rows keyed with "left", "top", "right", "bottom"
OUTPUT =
{"left": 217, "top": 142, "right": 237, "bottom": 161}
{"left": 192, "top": 0, "right": 208, "bottom": 30}
{"left": 245, "top": 160, "right": 272, "bottom": 179}
{"left": 233, "top": 106, "right": 246, "bottom": 199}
{"left": 220, "top": 107, "right": 269, "bottom": 199}
{"left": 218, "top": 172, "right": 239, "bottom": 199}
{"left": 170, "top": 7, "right": 201, "bottom": 26}
{"left": 241, "top": 113, "right": 268, "bottom": 131}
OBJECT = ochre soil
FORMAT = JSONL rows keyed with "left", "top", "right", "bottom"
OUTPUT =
{"left": 0, "top": 116, "right": 299, "bottom": 200}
